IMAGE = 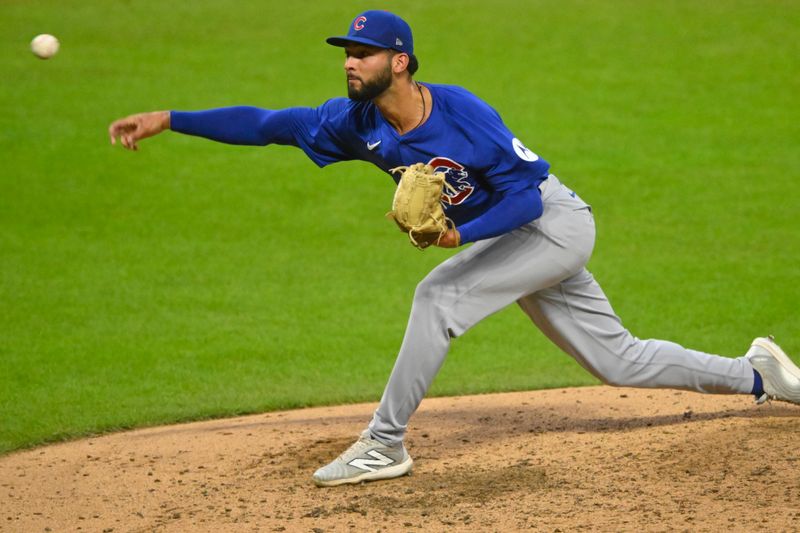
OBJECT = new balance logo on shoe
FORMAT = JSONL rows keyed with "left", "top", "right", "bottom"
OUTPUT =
{"left": 348, "top": 450, "right": 395, "bottom": 472}
{"left": 313, "top": 431, "right": 413, "bottom": 486}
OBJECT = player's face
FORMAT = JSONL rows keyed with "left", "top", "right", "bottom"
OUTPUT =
{"left": 344, "top": 44, "right": 394, "bottom": 101}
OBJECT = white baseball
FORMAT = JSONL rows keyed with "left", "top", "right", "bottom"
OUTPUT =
{"left": 31, "top": 34, "right": 60, "bottom": 59}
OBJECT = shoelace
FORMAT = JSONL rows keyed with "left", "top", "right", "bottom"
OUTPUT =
{"left": 338, "top": 437, "right": 378, "bottom": 462}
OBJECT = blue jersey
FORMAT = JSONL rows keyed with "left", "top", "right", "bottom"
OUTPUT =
{"left": 171, "top": 83, "right": 550, "bottom": 243}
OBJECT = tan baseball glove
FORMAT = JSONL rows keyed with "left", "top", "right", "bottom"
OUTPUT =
{"left": 386, "top": 163, "right": 456, "bottom": 250}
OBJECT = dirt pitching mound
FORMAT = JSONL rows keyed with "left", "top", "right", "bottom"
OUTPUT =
{"left": 2, "top": 386, "right": 799, "bottom": 532}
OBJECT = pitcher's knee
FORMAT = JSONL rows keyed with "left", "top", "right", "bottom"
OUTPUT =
{"left": 413, "top": 272, "right": 450, "bottom": 304}
{"left": 411, "top": 273, "right": 459, "bottom": 336}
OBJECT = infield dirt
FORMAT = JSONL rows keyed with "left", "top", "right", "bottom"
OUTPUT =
{"left": 2, "top": 386, "right": 799, "bottom": 532}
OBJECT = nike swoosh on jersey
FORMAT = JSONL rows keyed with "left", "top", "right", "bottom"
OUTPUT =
{"left": 367, "top": 140, "right": 381, "bottom": 151}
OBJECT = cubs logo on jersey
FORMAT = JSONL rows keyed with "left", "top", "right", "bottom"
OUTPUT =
{"left": 428, "top": 157, "right": 474, "bottom": 206}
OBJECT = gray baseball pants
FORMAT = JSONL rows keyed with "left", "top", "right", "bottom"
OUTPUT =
{"left": 368, "top": 174, "right": 755, "bottom": 445}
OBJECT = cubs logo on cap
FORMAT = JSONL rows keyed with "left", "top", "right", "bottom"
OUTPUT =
{"left": 327, "top": 10, "right": 414, "bottom": 55}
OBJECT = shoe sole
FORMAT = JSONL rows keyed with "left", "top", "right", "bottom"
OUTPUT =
{"left": 313, "top": 456, "right": 413, "bottom": 487}
{"left": 750, "top": 337, "right": 800, "bottom": 402}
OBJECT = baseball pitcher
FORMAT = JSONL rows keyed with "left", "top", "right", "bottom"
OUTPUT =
{"left": 109, "top": 10, "right": 800, "bottom": 487}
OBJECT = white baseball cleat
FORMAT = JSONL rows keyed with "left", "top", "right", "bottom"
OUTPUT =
{"left": 312, "top": 430, "right": 413, "bottom": 487}
{"left": 746, "top": 336, "right": 800, "bottom": 405}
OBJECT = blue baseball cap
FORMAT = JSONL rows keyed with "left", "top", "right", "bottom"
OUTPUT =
{"left": 326, "top": 10, "right": 413, "bottom": 55}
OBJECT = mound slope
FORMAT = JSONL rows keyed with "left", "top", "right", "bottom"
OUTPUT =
{"left": 2, "top": 387, "right": 799, "bottom": 532}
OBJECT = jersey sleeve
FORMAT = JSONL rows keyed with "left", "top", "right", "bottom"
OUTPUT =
{"left": 280, "top": 98, "right": 358, "bottom": 167}
{"left": 450, "top": 90, "right": 551, "bottom": 243}
{"left": 468, "top": 97, "right": 550, "bottom": 193}
{"left": 170, "top": 98, "right": 356, "bottom": 167}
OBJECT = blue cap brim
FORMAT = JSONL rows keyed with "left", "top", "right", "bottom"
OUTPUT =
{"left": 326, "top": 35, "right": 396, "bottom": 50}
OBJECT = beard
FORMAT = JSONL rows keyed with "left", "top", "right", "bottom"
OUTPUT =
{"left": 347, "top": 63, "right": 392, "bottom": 101}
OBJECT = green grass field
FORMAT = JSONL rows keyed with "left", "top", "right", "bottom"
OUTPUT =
{"left": 1, "top": 0, "right": 798, "bottom": 454}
